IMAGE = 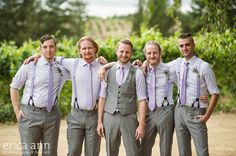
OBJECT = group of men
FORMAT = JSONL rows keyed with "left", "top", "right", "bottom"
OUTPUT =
{"left": 10, "top": 33, "right": 219, "bottom": 156}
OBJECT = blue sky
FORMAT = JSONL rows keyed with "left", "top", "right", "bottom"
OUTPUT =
{"left": 84, "top": 0, "right": 192, "bottom": 18}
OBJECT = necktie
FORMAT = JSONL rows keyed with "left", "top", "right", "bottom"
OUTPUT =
{"left": 148, "top": 67, "right": 156, "bottom": 111}
{"left": 180, "top": 62, "right": 189, "bottom": 105}
{"left": 85, "top": 64, "right": 93, "bottom": 108}
{"left": 47, "top": 63, "right": 54, "bottom": 112}
{"left": 117, "top": 66, "right": 124, "bottom": 85}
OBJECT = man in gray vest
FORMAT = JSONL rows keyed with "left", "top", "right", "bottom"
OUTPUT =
{"left": 10, "top": 34, "right": 69, "bottom": 155}
{"left": 97, "top": 39, "right": 147, "bottom": 156}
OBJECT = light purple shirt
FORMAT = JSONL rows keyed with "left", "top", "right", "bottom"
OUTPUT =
{"left": 100, "top": 62, "right": 147, "bottom": 101}
{"left": 146, "top": 62, "right": 176, "bottom": 107}
{"left": 58, "top": 57, "right": 103, "bottom": 110}
{"left": 10, "top": 56, "right": 70, "bottom": 107}
{"left": 168, "top": 55, "right": 220, "bottom": 108}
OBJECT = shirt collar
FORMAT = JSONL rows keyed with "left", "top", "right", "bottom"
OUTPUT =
{"left": 148, "top": 61, "right": 162, "bottom": 71}
{"left": 183, "top": 55, "right": 197, "bottom": 65}
{"left": 81, "top": 59, "right": 96, "bottom": 67}
{"left": 116, "top": 61, "right": 131, "bottom": 70}
{"left": 37, "top": 56, "right": 56, "bottom": 66}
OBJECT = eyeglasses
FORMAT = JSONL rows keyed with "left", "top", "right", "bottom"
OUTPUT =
{"left": 178, "top": 43, "right": 190, "bottom": 48}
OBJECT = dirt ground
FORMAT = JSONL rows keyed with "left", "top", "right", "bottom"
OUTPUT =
{"left": 0, "top": 113, "right": 236, "bottom": 156}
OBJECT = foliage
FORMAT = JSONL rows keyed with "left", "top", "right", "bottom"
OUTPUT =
{"left": 0, "top": 28, "right": 235, "bottom": 122}
{"left": 0, "top": 0, "right": 86, "bottom": 45}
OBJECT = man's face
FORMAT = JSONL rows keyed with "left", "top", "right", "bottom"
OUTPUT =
{"left": 116, "top": 43, "right": 132, "bottom": 65}
{"left": 145, "top": 44, "right": 161, "bottom": 66}
{"left": 40, "top": 39, "right": 56, "bottom": 61}
{"left": 79, "top": 40, "right": 96, "bottom": 63}
{"left": 178, "top": 38, "right": 195, "bottom": 59}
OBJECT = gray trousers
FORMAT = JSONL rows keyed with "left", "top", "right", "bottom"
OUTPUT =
{"left": 141, "top": 105, "right": 175, "bottom": 156}
{"left": 18, "top": 104, "right": 61, "bottom": 156}
{"left": 67, "top": 109, "right": 101, "bottom": 156}
{"left": 103, "top": 112, "right": 141, "bottom": 156}
{"left": 175, "top": 105, "right": 208, "bottom": 156}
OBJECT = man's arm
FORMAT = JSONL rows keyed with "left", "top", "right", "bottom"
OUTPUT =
{"left": 98, "top": 62, "right": 116, "bottom": 80}
{"left": 135, "top": 100, "right": 147, "bottom": 140}
{"left": 10, "top": 87, "right": 25, "bottom": 121}
{"left": 97, "top": 97, "right": 106, "bottom": 137}
{"left": 197, "top": 94, "right": 219, "bottom": 122}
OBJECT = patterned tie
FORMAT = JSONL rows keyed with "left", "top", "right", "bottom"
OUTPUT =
{"left": 148, "top": 67, "right": 156, "bottom": 111}
{"left": 117, "top": 66, "right": 124, "bottom": 85}
{"left": 85, "top": 64, "right": 93, "bottom": 108}
{"left": 180, "top": 62, "right": 189, "bottom": 105}
{"left": 47, "top": 63, "right": 54, "bottom": 112}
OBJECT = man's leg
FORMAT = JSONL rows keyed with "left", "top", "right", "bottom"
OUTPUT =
{"left": 84, "top": 110, "right": 101, "bottom": 156}
{"left": 175, "top": 106, "right": 192, "bottom": 156}
{"left": 158, "top": 106, "right": 175, "bottom": 156}
{"left": 42, "top": 106, "right": 61, "bottom": 156}
{"left": 104, "top": 112, "right": 121, "bottom": 156}
{"left": 18, "top": 105, "right": 43, "bottom": 156}
{"left": 67, "top": 110, "right": 85, "bottom": 156}
{"left": 141, "top": 112, "right": 157, "bottom": 156}
{"left": 187, "top": 108, "right": 209, "bottom": 156}
{"left": 120, "top": 114, "right": 141, "bottom": 156}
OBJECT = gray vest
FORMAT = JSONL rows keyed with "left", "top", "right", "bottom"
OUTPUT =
{"left": 105, "top": 64, "right": 137, "bottom": 115}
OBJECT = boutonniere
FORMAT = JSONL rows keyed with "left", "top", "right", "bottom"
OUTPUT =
{"left": 192, "top": 67, "right": 200, "bottom": 77}
{"left": 164, "top": 70, "right": 170, "bottom": 80}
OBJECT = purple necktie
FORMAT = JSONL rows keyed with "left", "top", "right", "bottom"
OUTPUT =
{"left": 148, "top": 67, "right": 156, "bottom": 111}
{"left": 180, "top": 62, "right": 189, "bottom": 105}
{"left": 85, "top": 64, "right": 93, "bottom": 108}
{"left": 47, "top": 63, "right": 54, "bottom": 112}
{"left": 117, "top": 66, "right": 124, "bottom": 85}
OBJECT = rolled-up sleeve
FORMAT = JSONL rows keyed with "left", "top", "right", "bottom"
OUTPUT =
{"left": 10, "top": 64, "right": 28, "bottom": 90}
{"left": 202, "top": 63, "right": 220, "bottom": 95}
{"left": 135, "top": 69, "right": 147, "bottom": 101}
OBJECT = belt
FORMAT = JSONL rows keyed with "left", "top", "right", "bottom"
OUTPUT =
{"left": 72, "top": 108, "right": 98, "bottom": 113}
{"left": 21, "top": 104, "right": 57, "bottom": 112}
{"left": 148, "top": 104, "right": 174, "bottom": 112}
{"left": 176, "top": 104, "right": 206, "bottom": 110}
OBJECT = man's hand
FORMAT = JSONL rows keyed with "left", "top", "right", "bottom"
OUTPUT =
{"left": 132, "top": 59, "right": 143, "bottom": 67}
{"left": 135, "top": 124, "right": 145, "bottom": 140}
{"left": 195, "top": 114, "right": 210, "bottom": 123}
{"left": 141, "top": 60, "right": 149, "bottom": 76}
{"left": 98, "top": 67, "right": 107, "bottom": 81}
{"left": 15, "top": 110, "right": 26, "bottom": 122}
{"left": 97, "top": 56, "right": 108, "bottom": 65}
{"left": 97, "top": 122, "right": 105, "bottom": 137}
{"left": 23, "top": 54, "right": 41, "bottom": 64}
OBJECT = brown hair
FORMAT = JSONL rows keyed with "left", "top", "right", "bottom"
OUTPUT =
{"left": 77, "top": 36, "right": 99, "bottom": 53}
{"left": 143, "top": 40, "right": 162, "bottom": 54}
{"left": 178, "top": 32, "right": 194, "bottom": 43}
{"left": 40, "top": 34, "right": 56, "bottom": 47}
{"left": 116, "top": 39, "right": 134, "bottom": 52}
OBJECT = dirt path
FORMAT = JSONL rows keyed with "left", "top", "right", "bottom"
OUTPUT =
{"left": 0, "top": 113, "right": 236, "bottom": 156}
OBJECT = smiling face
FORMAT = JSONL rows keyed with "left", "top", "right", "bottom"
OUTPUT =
{"left": 79, "top": 40, "right": 97, "bottom": 63}
{"left": 40, "top": 39, "right": 56, "bottom": 62}
{"left": 178, "top": 37, "right": 195, "bottom": 60}
{"left": 144, "top": 42, "right": 161, "bottom": 66}
{"left": 116, "top": 43, "right": 133, "bottom": 65}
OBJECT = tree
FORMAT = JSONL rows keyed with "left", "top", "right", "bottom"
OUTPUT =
{"left": 0, "top": 0, "right": 86, "bottom": 45}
